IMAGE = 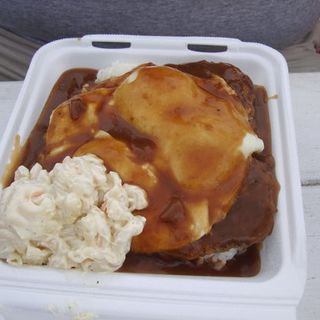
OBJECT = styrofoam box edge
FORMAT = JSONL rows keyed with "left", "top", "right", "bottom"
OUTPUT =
{"left": 0, "top": 35, "right": 306, "bottom": 320}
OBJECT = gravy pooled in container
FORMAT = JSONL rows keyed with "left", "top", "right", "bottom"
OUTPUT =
{"left": 0, "top": 61, "right": 279, "bottom": 276}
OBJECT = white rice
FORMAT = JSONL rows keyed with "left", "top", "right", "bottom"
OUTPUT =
{"left": 197, "top": 247, "right": 246, "bottom": 270}
{"left": 96, "top": 61, "right": 138, "bottom": 82}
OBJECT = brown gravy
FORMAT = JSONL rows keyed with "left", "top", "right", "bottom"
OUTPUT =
{"left": 120, "top": 244, "right": 260, "bottom": 277}
{"left": 20, "top": 68, "right": 97, "bottom": 169}
{"left": 8, "top": 62, "right": 278, "bottom": 277}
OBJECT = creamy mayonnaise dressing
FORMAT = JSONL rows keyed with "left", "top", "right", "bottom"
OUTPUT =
{"left": 0, "top": 154, "right": 147, "bottom": 272}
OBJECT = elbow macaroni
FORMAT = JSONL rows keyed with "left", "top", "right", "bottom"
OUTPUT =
{"left": 0, "top": 154, "right": 147, "bottom": 272}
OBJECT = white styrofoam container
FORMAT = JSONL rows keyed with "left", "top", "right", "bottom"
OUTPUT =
{"left": 0, "top": 35, "right": 306, "bottom": 320}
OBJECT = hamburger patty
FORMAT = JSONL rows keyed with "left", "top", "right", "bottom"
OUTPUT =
{"left": 163, "top": 62, "right": 279, "bottom": 261}
{"left": 164, "top": 156, "right": 279, "bottom": 260}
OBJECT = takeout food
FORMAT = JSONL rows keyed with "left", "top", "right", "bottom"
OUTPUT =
{"left": 0, "top": 60, "right": 279, "bottom": 275}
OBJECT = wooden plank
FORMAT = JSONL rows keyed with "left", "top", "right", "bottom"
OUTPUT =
{"left": 297, "top": 186, "right": 320, "bottom": 320}
{"left": 0, "top": 81, "right": 22, "bottom": 137}
{"left": 290, "top": 73, "right": 320, "bottom": 185}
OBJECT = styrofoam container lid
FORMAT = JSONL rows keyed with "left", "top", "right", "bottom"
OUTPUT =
{"left": 0, "top": 35, "right": 306, "bottom": 320}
